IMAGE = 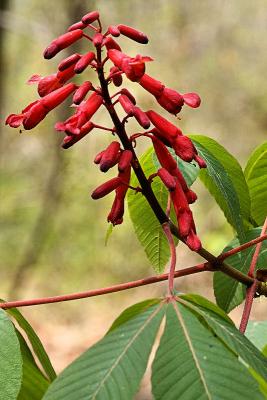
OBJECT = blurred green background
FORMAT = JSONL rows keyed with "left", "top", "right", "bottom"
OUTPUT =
{"left": 1, "top": 0, "right": 267, "bottom": 393}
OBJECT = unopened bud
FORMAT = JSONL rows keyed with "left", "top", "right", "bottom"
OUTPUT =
{"left": 118, "top": 150, "right": 133, "bottom": 172}
{"left": 186, "top": 229, "right": 202, "bottom": 251}
{"left": 58, "top": 53, "right": 81, "bottom": 71}
{"left": 152, "top": 136, "right": 177, "bottom": 171}
{"left": 91, "top": 177, "right": 122, "bottom": 199}
{"left": 120, "top": 89, "right": 136, "bottom": 104}
{"left": 103, "top": 37, "right": 121, "bottom": 51}
{"left": 93, "top": 33, "right": 103, "bottom": 47}
{"left": 100, "top": 141, "right": 121, "bottom": 172}
{"left": 139, "top": 74, "right": 164, "bottom": 97}
{"left": 147, "top": 110, "right": 182, "bottom": 139}
{"left": 73, "top": 81, "right": 92, "bottom": 104}
{"left": 194, "top": 154, "right": 207, "bottom": 169}
{"left": 172, "top": 136, "right": 196, "bottom": 162}
{"left": 108, "top": 25, "right": 120, "bottom": 37}
{"left": 119, "top": 95, "right": 135, "bottom": 115}
{"left": 133, "top": 107, "right": 150, "bottom": 129}
{"left": 158, "top": 168, "right": 176, "bottom": 191}
{"left": 67, "top": 21, "right": 87, "bottom": 32}
{"left": 74, "top": 51, "right": 95, "bottom": 74}
{"left": 81, "top": 11, "right": 100, "bottom": 25}
{"left": 94, "top": 150, "right": 104, "bottom": 164}
{"left": 43, "top": 30, "right": 83, "bottom": 59}
{"left": 117, "top": 24, "right": 148, "bottom": 44}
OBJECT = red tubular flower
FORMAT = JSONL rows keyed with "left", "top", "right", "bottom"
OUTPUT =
{"left": 43, "top": 29, "right": 83, "bottom": 59}
{"left": 81, "top": 11, "right": 99, "bottom": 25}
{"left": 73, "top": 81, "right": 92, "bottom": 105}
{"left": 132, "top": 107, "right": 150, "bottom": 129}
{"left": 109, "top": 67, "right": 123, "bottom": 87}
{"left": 6, "top": 101, "right": 47, "bottom": 130}
{"left": 182, "top": 92, "right": 201, "bottom": 108}
{"left": 172, "top": 135, "right": 196, "bottom": 162}
{"left": 119, "top": 94, "right": 135, "bottom": 115}
{"left": 150, "top": 128, "right": 172, "bottom": 147}
{"left": 139, "top": 74, "right": 164, "bottom": 97}
{"left": 194, "top": 154, "right": 207, "bottom": 169}
{"left": 108, "top": 25, "right": 120, "bottom": 37}
{"left": 100, "top": 141, "right": 121, "bottom": 172}
{"left": 67, "top": 21, "right": 87, "bottom": 32}
{"left": 58, "top": 53, "right": 81, "bottom": 71}
{"left": 151, "top": 136, "right": 177, "bottom": 171}
{"left": 170, "top": 182, "right": 193, "bottom": 238}
{"left": 41, "top": 83, "right": 77, "bottom": 111}
{"left": 185, "top": 189, "right": 197, "bottom": 204}
{"left": 158, "top": 168, "right": 176, "bottom": 191}
{"left": 107, "top": 49, "right": 125, "bottom": 69}
{"left": 55, "top": 92, "right": 102, "bottom": 135}
{"left": 103, "top": 37, "right": 121, "bottom": 51}
{"left": 147, "top": 110, "right": 182, "bottom": 139}
{"left": 91, "top": 177, "right": 122, "bottom": 200}
{"left": 117, "top": 24, "right": 148, "bottom": 44}
{"left": 118, "top": 150, "right": 133, "bottom": 172}
{"left": 62, "top": 121, "right": 94, "bottom": 149}
{"left": 156, "top": 87, "right": 184, "bottom": 115}
{"left": 108, "top": 50, "right": 152, "bottom": 82}
{"left": 74, "top": 51, "right": 95, "bottom": 74}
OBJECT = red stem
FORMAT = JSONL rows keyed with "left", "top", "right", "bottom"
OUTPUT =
{"left": 218, "top": 233, "right": 267, "bottom": 261}
{"left": 239, "top": 281, "right": 259, "bottom": 334}
{"left": 162, "top": 222, "right": 177, "bottom": 295}
{"left": 247, "top": 217, "right": 267, "bottom": 278}
{"left": 0, "top": 263, "right": 209, "bottom": 309}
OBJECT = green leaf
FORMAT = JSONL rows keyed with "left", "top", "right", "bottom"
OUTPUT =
{"left": 180, "top": 294, "right": 267, "bottom": 383}
{"left": 128, "top": 146, "right": 198, "bottom": 273}
{"left": 4, "top": 304, "right": 56, "bottom": 381}
{"left": 16, "top": 330, "right": 49, "bottom": 400}
{"left": 244, "top": 141, "right": 267, "bottom": 225}
{"left": 43, "top": 300, "right": 165, "bottom": 400}
{"left": 152, "top": 300, "right": 263, "bottom": 400}
{"left": 246, "top": 321, "right": 267, "bottom": 350}
{"left": 0, "top": 309, "right": 22, "bottom": 400}
{"left": 213, "top": 227, "right": 267, "bottom": 312}
{"left": 190, "top": 135, "right": 251, "bottom": 240}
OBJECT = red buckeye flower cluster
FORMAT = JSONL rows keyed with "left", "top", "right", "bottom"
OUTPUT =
{"left": 6, "top": 10, "right": 206, "bottom": 251}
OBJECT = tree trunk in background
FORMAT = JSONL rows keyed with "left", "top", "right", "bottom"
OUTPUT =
{"left": 0, "top": 0, "right": 9, "bottom": 136}
{"left": 8, "top": 1, "right": 95, "bottom": 298}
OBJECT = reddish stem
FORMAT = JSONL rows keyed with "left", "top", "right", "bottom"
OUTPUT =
{"left": 247, "top": 217, "right": 267, "bottom": 278}
{"left": 219, "top": 233, "right": 267, "bottom": 261}
{"left": 162, "top": 223, "right": 177, "bottom": 295}
{"left": 239, "top": 280, "right": 259, "bottom": 334}
{"left": 0, "top": 263, "right": 209, "bottom": 309}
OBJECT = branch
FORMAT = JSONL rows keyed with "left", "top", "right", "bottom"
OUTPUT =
{"left": 0, "top": 263, "right": 209, "bottom": 309}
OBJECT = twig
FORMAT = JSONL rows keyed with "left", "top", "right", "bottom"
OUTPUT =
{"left": 247, "top": 217, "right": 267, "bottom": 278}
{"left": 0, "top": 263, "right": 210, "bottom": 309}
{"left": 218, "top": 233, "right": 267, "bottom": 261}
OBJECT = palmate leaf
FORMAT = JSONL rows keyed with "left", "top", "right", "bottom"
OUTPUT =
{"left": 244, "top": 141, "right": 267, "bottom": 225}
{"left": 3, "top": 303, "right": 56, "bottom": 382}
{"left": 152, "top": 299, "right": 264, "bottom": 400}
{"left": 127, "top": 146, "right": 199, "bottom": 273}
{"left": 0, "top": 310, "right": 22, "bottom": 400}
{"left": 16, "top": 330, "right": 49, "bottom": 400}
{"left": 213, "top": 227, "right": 267, "bottom": 312}
{"left": 43, "top": 299, "right": 165, "bottom": 400}
{"left": 190, "top": 135, "right": 251, "bottom": 240}
{"left": 180, "top": 294, "right": 267, "bottom": 382}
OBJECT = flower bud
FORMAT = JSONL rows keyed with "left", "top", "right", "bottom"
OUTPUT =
{"left": 120, "top": 89, "right": 136, "bottom": 105}
{"left": 58, "top": 53, "right": 81, "bottom": 71}
{"left": 43, "top": 29, "right": 83, "bottom": 59}
{"left": 109, "top": 67, "right": 123, "bottom": 87}
{"left": 133, "top": 107, "right": 150, "bottom": 129}
{"left": 83, "top": 92, "right": 103, "bottom": 119}
{"left": 139, "top": 74, "right": 164, "bottom": 97}
{"left": 119, "top": 95, "right": 135, "bottom": 115}
{"left": 108, "top": 25, "right": 120, "bottom": 37}
{"left": 67, "top": 21, "right": 87, "bottom": 32}
{"left": 93, "top": 33, "right": 103, "bottom": 47}
{"left": 185, "top": 189, "right": 197, "bottom": 204}
{"left": 186, "top": 229, "right": 201, "bottom": 251}
{"left": 172, "top": 135, "right": 196, "bottom": 162}
{"left": 158, "top": 168, "right": 176, "bottom": 191}
{"left": 152, "top": 136, "right": 177, "bottom": 171}
{"left": 182, "top": 92, "right": 201, "bottom": 108}
{"left": 74, "top": 51, "right": 95, "bottom": 74}
{"left": 194, "top": 154, "right": 207, "bottom": 169}
{"left": 100, "top": 141, "right": 121, "bottom": 172}
{"left": 81, "top": 11, "right": 99, "bottom": 24}
{"left": 103, "top": 37, "right": 121, "bottom": 51}
{"left": 118, "top": 150, "right": 132, "bottom": 172}
{"left": 73, "top": 81, "right": 92, "bottom": 104}
{"left": 117, "top": 24, "right": 148, "bottom": 44}
{"left": 147, "top": 110, "right": 182, "bottom": 139}
{"left": 91, "top": 177, "right": 122, "bottom": 199}
{"left": 62, "top": 121, "right": 94, "bottom": 149}
{"left": 108, "top": 197, "right": 124, "bottom": 225}
{"left": 94, "top": 150, "right": 105, "bottom": 164}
